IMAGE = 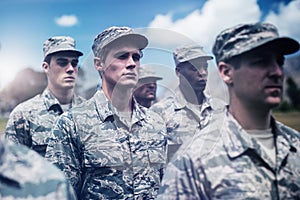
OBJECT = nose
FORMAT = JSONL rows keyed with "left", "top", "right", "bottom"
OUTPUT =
{"left": 66, "top": 63, "right": 75, "bottom": 73}
{"left": 197, "top": 68, "right": 207, "bottom": 77}
{"left": 126, "top": 56, "right": 137, "bottom": 70}
{"left": 269, "top": 61, "right": 284, "bottom": 82}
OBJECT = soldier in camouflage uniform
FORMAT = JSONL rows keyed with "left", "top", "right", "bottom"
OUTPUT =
{"left": 151, "top": 45, "right": 226, "bottom": 162}
{"left": 158, "top": 22, "right": 300, "bottom": 199}
{"left": 133, "top": 65, "right": 163, "bottom": 108}
{"left": 5, "top": 36, "right": 85, "bottom": 157}
{"left": 0, "top": 136, "right": 76, "bottom": 200}
{"left": 45, "top": 26, "right": 167, "bottom": 199}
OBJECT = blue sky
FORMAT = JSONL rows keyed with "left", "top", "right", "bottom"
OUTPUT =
{"left": 0, "top": 0, "right": 299, "bottom": 96}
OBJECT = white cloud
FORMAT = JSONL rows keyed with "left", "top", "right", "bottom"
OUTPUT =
{"left": 55, "top": 15, "right": 78, "bottom": 27}
{"left": 148, "top": 0, "right": 261, "bottom": 52}
{"left": 265, "top": 0, "right": 300, "bottom": 41}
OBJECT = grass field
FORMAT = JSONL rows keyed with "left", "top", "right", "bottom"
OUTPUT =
{"left": 273, "top": 111, "right": 300, "bottom": 132}
{"left": 0, "top": 118, "right": 7, "bottom": 134}
{"left": 1, "top": 111, "right": 300, "bottom": 134}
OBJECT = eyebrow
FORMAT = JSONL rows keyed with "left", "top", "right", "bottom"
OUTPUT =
{"left": 113, "top": 51, "right": 141, "bottom": 58}
{"left": 114, "top": 51, "right": 129, "bottom": 57}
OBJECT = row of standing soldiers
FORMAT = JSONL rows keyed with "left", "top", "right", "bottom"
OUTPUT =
{"left": 2, "top": 22, "right": 300, "bottom": 199}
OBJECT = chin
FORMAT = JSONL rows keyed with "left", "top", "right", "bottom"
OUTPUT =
{"left": 63, "top": 84, "right": 75, "bottom": 89}
{"left": 267, "top": 99, "right": 282, "bottom": 109}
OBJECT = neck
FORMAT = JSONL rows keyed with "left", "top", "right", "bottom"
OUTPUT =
{"left": 229, "top": 98, "right": 271, "bottom": 130}
{"left": 48, "top": 86, "right": 74, "bottom": 105}
{"left": 179, "top": 84, "right": 205, "bottom": 105}
{"left": 137, "top": 99, "right": 152, "bottom": 108}
{"left": 103, "top": 84, "right": 133, "bottom": 112}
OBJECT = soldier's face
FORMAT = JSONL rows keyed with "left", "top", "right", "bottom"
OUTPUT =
{"left": 101, "top": 44, "right": 142, "bottom": 89}
{"left": 46, "top": 54, "right": 79, "bottom": 90}
{"left": 134, "top": 82, "right": 157, "bottom": 101}
{"left": 229, "top": 47, "right": 285, "bottom": 110}
{"left": 176, "top": 60, "right": 208, "bottom": 92}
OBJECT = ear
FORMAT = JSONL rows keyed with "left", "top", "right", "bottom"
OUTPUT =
{"left": 94, "top": 57, "right": 104, "bottom": 73}
{"left": 175, "top": 66, "right": 181, "bottom": 77}
{"left": 42, "top": 62, "right": 49, "bottom": 73}
{"left": 218, "top": 61, "right": 233, "bottom": 85}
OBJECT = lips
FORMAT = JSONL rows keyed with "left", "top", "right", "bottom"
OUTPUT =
{"left": 123, "top": 73, "right": 137, "bottom": 78}
{"left": 264, "top": 85, "right": 282, "bottom": 90}
{"left": 64, "top": 76, "right": 75, "bottom": 81}
{"left": 197, "top": 80, "right": 207, "bottom": 85}
{"left": 124, "top": 72, "right": 136, "bottom": 76}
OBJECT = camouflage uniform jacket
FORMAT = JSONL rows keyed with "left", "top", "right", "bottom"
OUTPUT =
{"left": 0, "top": 137, "right": 76, "bottom": 200}
{"left": 45, "top": 90, "right": 167, "bottom": 199}
{"left": 5, "top": 88, "right": 85, "bottom": 157}
{"left": 158, "top": 109, "right": 300, "bottom": 199}
{"left": 151, "top": 86, "right": 226, "bottom": 162}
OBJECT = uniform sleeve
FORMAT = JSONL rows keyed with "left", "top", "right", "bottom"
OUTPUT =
{"left": 45, "top": 113, "right": 83, "bottom": 197}
{"left": 5, "top": 108, "right": 32, "bottom": 147}
{"left": 157, "top": 155, "right": 211, "bottom": 200}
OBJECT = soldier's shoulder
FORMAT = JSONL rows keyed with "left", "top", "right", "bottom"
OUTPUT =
{"left": 151, "top": 96, "right": 177, "bottom": 113}
{"left": 8, "top": 95, "right": 44, "bottom": 118}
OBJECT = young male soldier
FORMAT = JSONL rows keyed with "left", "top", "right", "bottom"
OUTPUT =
{"left": 151, "top": 45, "right": 225, "bottom": 162}
{"left": 5, "top": 36, "right": 85, "bottom": 156}
{"left": 45, "top": 26, "right": 167, "bottom": 199}
{"left": 158, "top": 22, "right": 300, "bottom": 199}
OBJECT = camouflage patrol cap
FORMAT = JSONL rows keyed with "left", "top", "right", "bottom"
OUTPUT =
{"left": 138, "top": 65, "right": 163, "bottom": 85}
{"left": 212, "top": 22, "right": 300, "bottom": 64}
{"left": 173, "top": 45, "right": 213, "bottom": 66}
{"left": 92, "top": 26, "right": 148, "bottom": 57}
{"left": 43, "top": 36, "right": 83, "bottom": 58}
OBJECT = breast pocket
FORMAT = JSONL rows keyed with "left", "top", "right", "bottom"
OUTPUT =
{"left": 83, "top": 138, "right": 124, "bottom": 169}
{"left": 31, "top": 129, "right": 52, "bottom": 156}
{"left": 146, "top": 136, "right": 167, "bottom": 168}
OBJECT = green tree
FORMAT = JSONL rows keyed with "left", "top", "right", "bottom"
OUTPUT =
{"left": 286, "top": 76, "right": 300, "bottom": 110}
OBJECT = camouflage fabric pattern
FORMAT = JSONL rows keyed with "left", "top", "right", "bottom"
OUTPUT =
{"left": 0, "top": 137, "right": 76, "bottom": 200}
{"left": 5, "top": 88, "right": 85, "bottom": 157}
{"left": 151, "top": 87, "right": 226, "bottom": 162}
{"left": 43, "top": 36, "right": 83, "bottom": 58}
{"left": 212, "top": 22, "right": 300, "bottom": 63}
{"left": 158, "top": 109, "right": 300, "bottom": 199}
{"left": 92, "top": 26, "right": 148, "bottom": 57}
{"left": 45, "top": 90, "right": 167, "bottom": 199}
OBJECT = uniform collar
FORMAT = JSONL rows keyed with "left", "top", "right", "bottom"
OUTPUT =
{"left": 43, "top": 87, "right": 84, "bottom": 112}
{"left": 93, "top": 90, "right": 147, "bottom": 126}
{"left": 222, "top": 109, "right": 297, "bottom": 169}
{"left": 173, "top": 86, "right": 212, "bottom": 113}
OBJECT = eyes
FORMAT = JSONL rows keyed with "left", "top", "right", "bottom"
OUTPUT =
{"left": 249, "top": 55, "right": 285, "bottom": 68}
{"left": 56, "top": 58, "right": 79, "bottom": 68}
{"left": 115, "top": 52, "right": 142, "bottom": 62}
{"left": 178, "top": 62, "right": 208, "bottom": 71}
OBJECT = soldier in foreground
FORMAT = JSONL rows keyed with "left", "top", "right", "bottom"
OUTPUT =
{"left": 158, "top": 22, "right": 300, "bottom": 199}
{"left": 5, "top": 36, "right": 85, "bottom": 156}
{"left": 45, "top": 26, "right": 167, "bottom": 199}
{"left": 0, "top": 137, "right": 76, "bottom": 200}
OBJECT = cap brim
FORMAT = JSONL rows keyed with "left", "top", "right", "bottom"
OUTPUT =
{"left": 176, "top": 55, "right": 213, "bottom": 66}
{"left": 239, "top": 37, "right": 300, "bottom": 57}
{"left": 264, "top": 37, "right": 300, "bottom": 55}
{"left": 138, "top": 77, "right": 163, "bottom": 84}
{"left": 46, "top": 49, "right": 83, "bottom": 57}
{"left": 108, "top": 33, "right": 148, "bottom": 50}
